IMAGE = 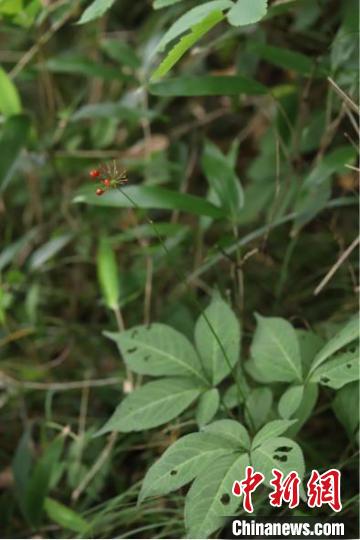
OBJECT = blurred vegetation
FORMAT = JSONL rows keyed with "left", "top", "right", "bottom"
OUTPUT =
{"left": 0, "top": 0, "right": 358, "bottom": 538}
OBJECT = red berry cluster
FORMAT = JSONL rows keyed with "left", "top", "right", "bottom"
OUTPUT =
{"left": 89, "top": 164, "right": 128, "bottom": 196}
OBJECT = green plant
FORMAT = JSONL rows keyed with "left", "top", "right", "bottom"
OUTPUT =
{"left": 0, "top": 0, "right": 358, "bottom": 538}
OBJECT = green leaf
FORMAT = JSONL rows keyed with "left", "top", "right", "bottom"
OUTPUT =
{"left": 311, "top": 349, "right": 359, "bottom": 389}
{"left": 196, "top": 388, "right": 220, "bottom": 427}
{"left": 153, "top": 0, "right": 184, "bottom": 7}
{"left": 251, "top": 314, "right": 303, "bottom": 383}
{"left": 245, "top": 387, "right": 273, "bottom": 431}
{"left": 223, "top": 380, "right": 248, "bottom": 408}
{"left": 105, "top": 324, "right": 206, "bottom": 382}
{"left": 0, "top": 114, "right": 30, "bottom": 192}
{"left": 139, "top": 430, "right": 237, "bottom": 502}
{"left": 155, "top": 1, "right": 232, "bottom": 53}
{"left": 194, "top": 296, "right": 240, "bottom": 385}
{"left": 297, "top": 330, "right": 325, "bottom": 377}
{"left": 12, "top": 430, "right": 33, "bottom": 516}
{"left": 149, "top": 75, "right": 267, "bottom": 96}
{"left": 72, "top": 103, "right": 153, "bottom": 122}
{"left": 97, "top": 238, "right": 120, "bottom": 310}
{"left": 278, "top": 385, "right": 304, "bottom": 419}
{"left": 44, "top": 498, "right": 87, "bottom": 534}
{"left": 252, "top": 420, "right": 297, "bottom": 449}
{"left": 0, "top": 65, "right": 21, "bottom": 116}
{"left": 227, "top": 0, "right": 268, "bottom": 26}
{"left": 24, "top": 434, "right": 65, "bottom": 527}
{"left": 303, "top": 146, "right": 356, "bottom": 189}
{"left": 185, "top": 453, "right": 249, "bottom": 538}
{"left": 203, "top": 419, "right": 250, "bottom": 450}
{"left": 202, "top": 140, "right": 244, "bottom": 220}
{"left": 310, "top": 315, "right": 359, "bottom": 374}
{"left": 73, "top": 185, "right": 226, "bottom": 219}
{"left": 152, "top": 10, "right": 224, "bottom": 80}
{"left": 45, "top": 54, "right": 130, "bottom": 82}
{"left": 251, "top": 436, "right": 305, "bottom": 485}
{"left": 286, "top": 383, "right": 318, "bottom": 438}
{"left": 0, "top": 0, "right": 23, "bottom": 15}
{"left": 77, "top": 0, "right": 115, "bottom": 24}
{"left": 333, "top": 382, "right": 359, "bottom": 439}
{"left": 101, "top": 39, "right": 141, "bottom": 69}
{"left": 97, "top": 378, "right": 204, "bottom": 434}
{"left": 29, "top": 234, "right": 73, "bottom": 271}
{"left": 249, "top": 42, "right": 322, "bottom": 76}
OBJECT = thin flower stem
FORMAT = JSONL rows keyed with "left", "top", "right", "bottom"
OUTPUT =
{"left": 118, "top": 187, "right": 252, "bottom": 428}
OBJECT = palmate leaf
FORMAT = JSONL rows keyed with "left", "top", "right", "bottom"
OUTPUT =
{"left": 96, "top": 378, "right": 204, "bottom": 434}
{"left": 105, "top": 324, "right": 207, "bottom": 382}
{"left": 151, "top": 10, "right": 224, "bottom": 80}
{"left": 194, "top": 295, "right": 241, "bottom": 385}
{"left": 251, "top": 436, "right": 305, "bottom": 486}
{"left": 185, "top": 453, "right": 249, "bottom": 538}
{"left": 139, "top": 430, "right": 237, "bottom": 502}
{"left": 251, "top": 314, "right": 303, "bottom": 383}
{"left": 311, "top": 349, "right": 359, "bottom": 389}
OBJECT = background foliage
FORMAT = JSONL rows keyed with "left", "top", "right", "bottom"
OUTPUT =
{"left": 0, "top": 0, "right": 358, "bottom": 538}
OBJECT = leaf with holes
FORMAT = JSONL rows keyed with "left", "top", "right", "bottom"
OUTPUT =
{"left": 194, "top": 295, "right": 240, "bottom": 385}
{"left": 185, "top": 453, "right": 249, "bottom": 538}
{"left": 202, "top": 419, "right": 250, "bottom": 451}
{"left": 227, "top": 0, "right": 268, "bottom": 26}
{"left": 196, "top": 389, "right": 220, "bottom": 427}
{"left": 251, "top": 314, "right": 303, "bottom": 383}
{"left": 96, "top": 378, "right": 204, "bottom": 434}
{"left": 139, "top": 430, "right": 237, "bottom": 502}
{"left": 311, "top": 349, "right": 359, "bottom": 389}
{"left": 251, "top": 437, "right": 305, "bottom": 485}
{"left": 252, "top": 420, "right": 297, "bottom": 449}
{"left": 105, "top": 324, "right": 206, "bottom": 382}
{"left": 278, "top": 385, "right": 304, "bottom": 419}
{"left": 310, "top": 315, "right": 359, "bottom": 374}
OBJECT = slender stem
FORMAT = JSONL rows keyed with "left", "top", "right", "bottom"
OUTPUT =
{"left": 118, "top": 188, "right": 251, "bottom": 422}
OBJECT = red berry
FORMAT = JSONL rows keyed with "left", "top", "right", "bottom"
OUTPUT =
{"left": 89, "top": 169, "right": 100, "bottom": 178}
{"left": 96, "top": 188, "right": 105, "bottom": 196}
{"left": 103, "top": 178, "right": 111, "bottom": 187}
